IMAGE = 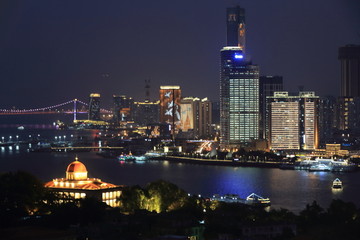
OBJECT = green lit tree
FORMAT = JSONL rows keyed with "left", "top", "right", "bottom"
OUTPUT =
{"left": 145, "top": 180, "right": 188, "bottom": 212}
{"left": 118, "top": 185, "right": 148, "bottom": 213}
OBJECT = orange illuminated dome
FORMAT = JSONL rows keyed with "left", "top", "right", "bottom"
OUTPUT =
{"left": 66, "top": 157, "right": 88, "bottom": 180}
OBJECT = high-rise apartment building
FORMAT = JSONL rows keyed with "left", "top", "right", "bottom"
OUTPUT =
{"left": 159, "top": 86, "right": 181, "bottom": 135}
{"left": 200, "top": 98, "right": 212, "bottom": 137}
{"left": 88, "top": 93, "right": 101, "bottom": 121}
{"left": 226, "top": 6, "right": 246, "bottom": 51}
{"left": 180, "top": 97, "right": 212, "bottom": 138}
{"left": 220, "top": 47, "right": 259, "bottom": 147}
{"left": 259, "top": 76, "right": 283, "bottom": 140}
{"left": 318, "top": 96, "right": 337, "bottom": 145}
{"left": 268, "top": 92, "right": 319, "bottom": 150}
{"left": 339, "top": 45, "right": 360, "bottom": 97}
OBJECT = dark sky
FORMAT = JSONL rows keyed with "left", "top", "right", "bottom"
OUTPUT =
{"left": 0, "top": 0, "right": 359, "bottom": 108}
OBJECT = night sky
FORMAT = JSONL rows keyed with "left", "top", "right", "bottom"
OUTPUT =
{"left": 0, "top": 0, "right": 359, "bottom": 108}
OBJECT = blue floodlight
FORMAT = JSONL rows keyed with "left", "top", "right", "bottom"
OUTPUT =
{"left": 234, "top": 53, "right": 243, "bottom": 59}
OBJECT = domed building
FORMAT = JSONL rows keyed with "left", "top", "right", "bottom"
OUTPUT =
{"left": 45, "top": 157, "right": 123, "bottom": 207}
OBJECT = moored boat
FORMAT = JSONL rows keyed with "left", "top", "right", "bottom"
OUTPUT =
{"left": 245, "top": 193, "right": 271, "bottom": 206}
{"left": 309, "top": 164, "right": 331, "bottom": 172}
{"left": 118, "top": 154, "right": 136, "bottom": 162}
{"left": 332, "top": 178, "right": 343, "bottom": 189}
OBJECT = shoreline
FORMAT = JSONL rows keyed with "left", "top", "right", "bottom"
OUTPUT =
{"left": 156, "top": 156, "right": 281, "bottom": 168}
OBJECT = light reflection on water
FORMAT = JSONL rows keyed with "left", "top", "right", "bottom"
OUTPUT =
{"left": 0, "top": 144, "right": 359, "bottom": 213}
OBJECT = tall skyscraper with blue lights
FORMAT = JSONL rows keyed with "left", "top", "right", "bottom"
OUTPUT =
{"left": 220, "top": 47, "right": 259, "bottom": 147}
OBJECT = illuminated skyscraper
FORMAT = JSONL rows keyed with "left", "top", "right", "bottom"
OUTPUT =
{"left": 220, "top": 47, "right": 259, "bottom": 147}
{"left": 159, "top": 86, "right": 181, "bottom": 135}
{"left": 339, "top": 45, "right": 360, "bottom": 97}
{"left": 268, "top": 92, "right": 319, "bottom": 150}
{"left": 226, "top": 6, "right": 246, "bottom": 51}
{"left": 88, "top": 93, "right": 101, "bottom": 121}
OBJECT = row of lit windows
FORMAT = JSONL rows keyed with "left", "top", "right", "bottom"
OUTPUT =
{"left": 102, "top": 191, "right": 121, "bottom": 200}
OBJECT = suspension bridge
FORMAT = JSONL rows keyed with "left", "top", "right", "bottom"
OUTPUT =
{"left": 0, "top": 99, "right": 112, "bottom": 120}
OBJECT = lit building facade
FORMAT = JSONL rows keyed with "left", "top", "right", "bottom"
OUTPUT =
{"left": 268, "top": 92, "right": 319, "bottom": 150}
{"left": 159, "top": 86, "right": 181, "bottom": 135}
{"left": 226, "top": 6, "right": 246, "bottom": 51}
{"left": 180, "top": 97, "right": 212, "bottom": 138}
{"left": 220, "top": 46, "right": 259, "bottom": 147}
{"left": 45, "top": 158, "right": 123, "bottom": 207}
{"left": 88, "top": 93, "right": 101, "bottom": 121}
{"left": 259, "top": 76, "right": 283, "bottom": 140}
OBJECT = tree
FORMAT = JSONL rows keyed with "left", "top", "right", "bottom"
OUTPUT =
{"left": 0, "top": 171, "right": 51, "bottom": 226}
{"left": 118, "top": 185, "right": 147, "bottom": 213}
{"left": 145, "top": 180, "right": 188, "bottom": 212}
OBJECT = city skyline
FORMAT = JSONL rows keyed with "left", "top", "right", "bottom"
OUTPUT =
{"left": 1, "top": 0, "right": 360, "bottom": 108}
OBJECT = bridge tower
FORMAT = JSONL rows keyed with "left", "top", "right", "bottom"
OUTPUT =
{"left": 73, "top": 99, "right": 78, "bottom": 121}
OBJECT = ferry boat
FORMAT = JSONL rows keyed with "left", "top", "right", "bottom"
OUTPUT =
{"left": 118, "top": 154, "right": 136, "bottom": 162}
{"left": 211, "top": 194, "right": 244, "bottom": 204}
{"left": 211, "top": 193, "right": 271, "bottom": 207}
{"left": 332, "top": 178, "right": 343, "bottom": 189}
{"left": 309, "top": 164, "right": 331, "bottom": 172}
{"left": 245, "top": 193, "right": 271, "bottom": 206}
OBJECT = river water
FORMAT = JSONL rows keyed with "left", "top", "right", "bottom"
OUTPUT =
{"left": 0, "top": 114, "right": 359, "bottom": 213}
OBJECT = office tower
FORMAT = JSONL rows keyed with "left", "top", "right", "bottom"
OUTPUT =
{"left": 133, "top": 100, "right": 160, "bottom": 126}
{"left": 180, "top": 97, "right": 212, "bottom": 138}
{"left": 338, "top": 45, "right": 360, "bottom": 138}
{"left": 220, "top": 47, "right": 259, "bottom": 147}
{"left": 318, "top": 96, "right": 337, "bottom": 145}
{"left": 259, "top": 76, "right": 283, "bottom": 140}
{"left": 268, "top": 92, "right": 319, "bottom": 150}
{"left": 88, "top": 93, "right": 101, "bottom": 121}
{"left": 339, "top": 45, "right": 360, "bottom": 97}
{"left": 112, "top": 95, "right": 134, "bottom": 123}
{"left": 159, "top": 86, "right": 181, "bottom": 136}
{"left": 226, "top": 6, "right": 246, "bottom": 51}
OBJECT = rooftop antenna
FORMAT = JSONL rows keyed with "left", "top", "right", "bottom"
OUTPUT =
{"left": 145, "top": 79, "right": 151, "bottom": 101}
